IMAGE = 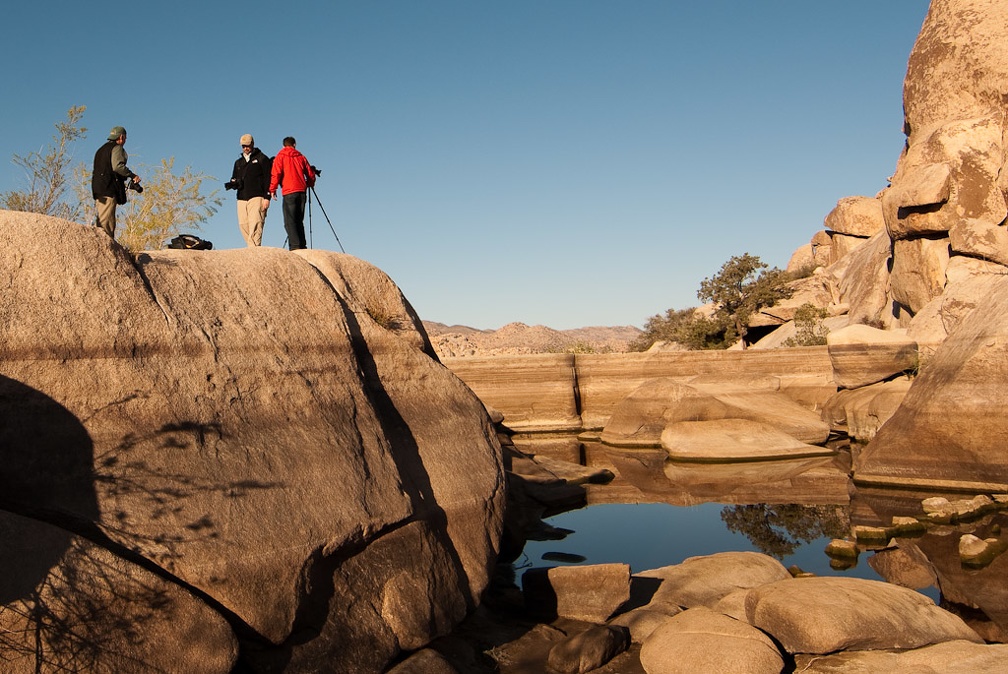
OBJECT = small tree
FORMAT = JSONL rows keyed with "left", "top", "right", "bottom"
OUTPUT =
{"left": 697, "top": 253, "right": 792, "bottom": 349}
{"left": 117, "top": 158, "right": 222, "bottom": 252}
{"left": 2, "top": 105, "right": 89, "bottom": 222}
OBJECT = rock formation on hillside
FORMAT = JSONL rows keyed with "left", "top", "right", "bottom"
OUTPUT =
{"left": 761, "top": 0, "right": 1008, "bottom": 490}
{"left": 758, "top": 1, "right": 1008, "bottom": 337}
{"left": 0, "top": 212, "right": 505, "bottom": 673}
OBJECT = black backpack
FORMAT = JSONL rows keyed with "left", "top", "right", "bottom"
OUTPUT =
{"left": 168, "top": 234, "right": 213, "bottom": 250}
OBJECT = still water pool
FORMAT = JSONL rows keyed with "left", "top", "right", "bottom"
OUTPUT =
{"left": 517, "top": 501, "right": 941, "bottom": 602}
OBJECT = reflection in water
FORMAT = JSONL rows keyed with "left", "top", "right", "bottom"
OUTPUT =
{"left": 513, "top": 436, "right": 963, "bottom": 605}
{"left": 853, "top": 488, "right": 1008, "bottom": 642}
{"left": 720, "top": 503, "right": 848, "bottom": 558}
{"left": 519, "top": 502, "right": 897, "bottom": 593}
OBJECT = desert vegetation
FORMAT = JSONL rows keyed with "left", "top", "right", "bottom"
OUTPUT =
{"left": 2, "top": 106, "right": 220, "bottom": 252}
{"left": 631, "top": 253, "right": 794, "bottom": 351}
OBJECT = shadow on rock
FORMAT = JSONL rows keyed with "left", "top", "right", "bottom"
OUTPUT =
{"left": 0, "top": 374, "right": 99, "bottom": 603}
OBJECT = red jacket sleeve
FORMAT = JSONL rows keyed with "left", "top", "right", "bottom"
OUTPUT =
{"left": 305, "top": 161, "right": 316, "bottom": 189}
{"left": 269, "top": 155, "right": 282, "bottom": 194}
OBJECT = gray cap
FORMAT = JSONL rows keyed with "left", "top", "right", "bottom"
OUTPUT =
{"left": 107, "top": 126, "right": 127, "bottom": 141}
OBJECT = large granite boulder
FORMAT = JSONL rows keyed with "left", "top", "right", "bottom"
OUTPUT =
{"left": 661, "top": 419, "right": 834, "bottom": 462}
{"left": 522, "top": 563, "right": 631, "bottom": 623}
{"left": 745, "top": 576, "right": 981, "bottom": 655}
{"left": 637, "top": 552, "right": 791, "bottom": 611}
{"left": 793, "top": 640, "right": 1008, "bottom": 674}
{"left": 640, "top": 607, "right": 784, "bottom": 674}
{"left": 907, "top": 260, "right": 1008, "bottom": 357}
{"left": 819, "top": 378, "right": 911, "bottom": 442}
{"left": 830, "top": 230, "right": 896, "bottom": 328}
{"left": 826, "top": 324, "right": 918, "bottom": 389}
{"left": 0, "top": 212, "right": 505, "bottom": 672}
{"left": 889, "top": 236, "right": 951, "bottom": 315}
{"left": 825, "top": 196, "right": 885, "bottom": 238}
{"left": 856, "top": 275, "right": 1008, "bottom": 490}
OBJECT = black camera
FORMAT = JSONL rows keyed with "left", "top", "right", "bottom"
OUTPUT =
{"left": 224, "top": 178, "right": 243, "bottom": 191}
{"left": 126, "top": 177, "right": 143, "bottom": 194}
{"left": 311, "top": 165, "right": 322, "bottom": 177}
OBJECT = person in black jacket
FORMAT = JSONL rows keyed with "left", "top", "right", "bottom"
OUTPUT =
{"left": 91, "top": 126, "right": 140, "bottom": 238}
{"left": 229, "top": 134, "right": 272, "bottom": 246}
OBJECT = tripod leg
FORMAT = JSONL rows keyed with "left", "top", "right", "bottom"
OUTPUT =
{"left": 310, "top": 187, "right": 346, "bottom": 253}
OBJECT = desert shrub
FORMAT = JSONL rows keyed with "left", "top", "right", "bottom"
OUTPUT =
{"left": 629, "top": 307, "right": 726, "bottom": 351}
{"left": 783, "top": 303, "right": 830, "bottom": 347}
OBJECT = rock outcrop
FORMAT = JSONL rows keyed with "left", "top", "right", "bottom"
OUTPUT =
{"left": 824, "top": 0, "right": 1008, "bottom": 490}
{"left": 856, "top": 276, "right": 1008, "bottom": 490}
{"left": 502, "top": 552, "right": 1007, "bottom": 674}
{"left": 0, "top": 212, "right": 504, "bottom": 672}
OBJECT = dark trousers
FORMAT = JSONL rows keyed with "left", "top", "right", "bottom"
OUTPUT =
{"left": 282, "top": 192, "right": 308, "bottom": 250}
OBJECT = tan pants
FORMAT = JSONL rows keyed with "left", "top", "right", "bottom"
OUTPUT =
{"left": 238, "top": 197, "right": 267, "bottom": 246}
{"left": 95, "top": 197, "right": 117, "bottom": 238}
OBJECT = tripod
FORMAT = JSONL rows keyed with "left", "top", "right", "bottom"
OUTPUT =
{"left": 306, "top": 187, "right": 346, "bottom": 253}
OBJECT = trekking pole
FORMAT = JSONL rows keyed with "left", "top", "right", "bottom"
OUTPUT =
{"left": 310, "top": 186, "right": 346, "bottom": 253}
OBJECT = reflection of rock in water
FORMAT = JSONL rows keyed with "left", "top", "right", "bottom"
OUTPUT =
{"left": 541, "top": 551, "right": 588, "bottom": 564}
{"left": 511, "top": 435, "right": 854, "bottom": 508}
{"left": 0, "top": 376, "right": 98, "bottom": 605}
{"left": 853, "top": 488, "right": 1008, "bottom": 643}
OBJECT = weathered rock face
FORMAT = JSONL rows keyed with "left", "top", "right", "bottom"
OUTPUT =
{"left": 0, "top": 212, "right": 505, "bottom": 672}
{"left": 883, "top": 0, "right": 1008, "bottom": 283}
{"left": 856, "top": 276, "right": 1008, "bottom": 490}
{"left": 826, "top": 324, "right": 918, "bottom": 389}
{"left": 820, "top": 378, "right": 912, "bottom": 442}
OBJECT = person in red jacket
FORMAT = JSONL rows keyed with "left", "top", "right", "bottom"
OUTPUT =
{"left": 269, "top": 136, "right": 316, "bottom": 250}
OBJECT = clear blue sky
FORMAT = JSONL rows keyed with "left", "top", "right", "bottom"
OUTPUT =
{"left": 1, "top": 1, "right": 929, "bottom": 330}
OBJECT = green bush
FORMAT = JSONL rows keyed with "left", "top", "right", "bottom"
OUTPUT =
{"left": 783, "top": 303, "right": 830, "bottom": 347}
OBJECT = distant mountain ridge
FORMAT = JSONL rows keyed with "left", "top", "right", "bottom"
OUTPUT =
{"left": 423, "top": 321, "right": 642, "bottom": 358}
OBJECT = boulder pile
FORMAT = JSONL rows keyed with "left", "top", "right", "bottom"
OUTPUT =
{"left": 510, "top": 552, "right": 1008, "bottom": 674}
